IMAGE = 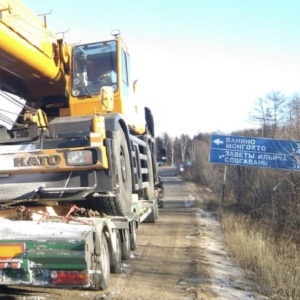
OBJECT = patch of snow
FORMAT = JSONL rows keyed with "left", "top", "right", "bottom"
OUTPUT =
{"left": 196, "top": 209, "right": 269, "bottom": 300}
{"left": 0, "top": 219, "right": 92, "bottom": 240}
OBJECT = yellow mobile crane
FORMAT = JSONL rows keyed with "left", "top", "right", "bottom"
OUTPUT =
{"left": 0, "top": 0, "right": 158, "bottom": 217}
{"left": 0, "top": 1, "right": 159, "bottom": 290}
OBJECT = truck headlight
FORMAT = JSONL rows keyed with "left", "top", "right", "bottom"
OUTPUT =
{"left": 66, "top": 150, "right": 94, "bottom": 166}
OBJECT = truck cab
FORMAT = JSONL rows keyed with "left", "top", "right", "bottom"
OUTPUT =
{"left": 66, "top": 35, "right": 146, "bottom": 135}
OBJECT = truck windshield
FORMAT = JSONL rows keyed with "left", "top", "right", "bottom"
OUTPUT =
{"left": 72, "top": 41, "right": 117, "bottom": 97}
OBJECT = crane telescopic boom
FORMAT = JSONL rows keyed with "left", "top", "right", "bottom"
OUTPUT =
{"left": 0, "top": 0, "right": 69, "bottom": 99}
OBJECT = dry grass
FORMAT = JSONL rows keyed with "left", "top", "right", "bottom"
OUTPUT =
{"left": 221, "top": 213, "right": 300, "bottom": 300}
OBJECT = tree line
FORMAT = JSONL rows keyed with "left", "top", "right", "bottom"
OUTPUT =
{"left": 156, "top": 90, "right": 300, "bottom": 242}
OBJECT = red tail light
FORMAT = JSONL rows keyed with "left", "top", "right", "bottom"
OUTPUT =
{"left": 50, "top": 270, "right": 88, "bottom": 285}
{"left": 0, "top": 261, "right": 21, "bottom": 269}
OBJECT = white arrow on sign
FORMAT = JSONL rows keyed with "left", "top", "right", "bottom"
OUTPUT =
{"left": 213, "top": 138, "right": 224, "bottom": 145}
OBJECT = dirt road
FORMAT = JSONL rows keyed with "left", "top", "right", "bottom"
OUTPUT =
{"left": 0, "top": 166, "right": 266, "bottom": 300}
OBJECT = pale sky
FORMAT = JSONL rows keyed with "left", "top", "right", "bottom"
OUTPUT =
{"left": 19, "top": 1, "right": 300, "bottom": 137}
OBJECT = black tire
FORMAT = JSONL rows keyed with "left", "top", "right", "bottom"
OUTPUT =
{"left": 92, "top": 232, "right": 110, "bottom": 290}
{"left": 110, "top": 230, "right": 122, "bottom": 273}
{"left": 113, "top": 128, "right": 133, "bottom": 215}
{"left": 97, "top": 127, "right": 132, "bottom": 216}
{"left": 154, "top": 201, "right": 159, "bottom": 219}
{"left": 121, "top": 228, "right": 131, "bottom": 260}
{"left": 144, "top": 202, "right": 158, "bottom": 223}
{"left": 143, "top": 145, "right": 155, "bottom": 200}
{"left": 145, "top": 107, "right": 155, "bottom": 137}
{"left": 158, "top": 199, "right": 164, "bottom": 208}
{"left": 129, "top": 221, "right": 137, "bottom": 250}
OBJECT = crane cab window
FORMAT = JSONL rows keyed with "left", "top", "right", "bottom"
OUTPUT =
{"left": 122, "top": 49, "right": 129, "bottom": 86}
{"left": 121, "top": 49, "right": 131, "bottom": 96}
{"left": 72, "top": 41, "right": 117, "bottom": 97}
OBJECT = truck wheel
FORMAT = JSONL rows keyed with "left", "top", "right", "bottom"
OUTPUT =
{"left": 129, "top": 221, "right": 137, "bottom": 250}
{"left": 143, "top": 145, "right": 155, "bottom": 200}
{"left": 93, "top": 232, "right": 110, "bottom": 290}
{"left": 114, "top": 127, "right": 133, "bottom": 216}
{"left": 110, "top": 230, "right": 122, "bottom": 273}
{"left": 121, "top": 228, "right": 131, "bottom": 260}
{"left": 158, "top": 199, "right": 164, "bottom": 208}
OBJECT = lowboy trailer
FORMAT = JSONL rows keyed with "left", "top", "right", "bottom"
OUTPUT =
{"left": 0, "top": 196, "right": 157, "bottom": 290}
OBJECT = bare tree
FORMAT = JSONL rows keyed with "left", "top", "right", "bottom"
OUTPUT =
{"left": 173, "top": 134, "right": 192, "bottom": 165}
{"left": 159, "top": 133, "right": 174, "bottom": 166}
{"left": 265, "top": 90, "right": 286, "bottom": 137}
{"left": 249, "top": 97, "right": 272, "bottom": 137}
{"left": 249, "top": 91, "right": 286, "bottom": 137}
{"left": 285, "top": 93, "right": 300, "bottom": 138}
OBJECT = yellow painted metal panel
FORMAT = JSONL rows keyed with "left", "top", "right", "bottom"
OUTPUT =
{"left": 0, "top": 243, "right": 24, "bottom": 259}
{"left": 0, "top": 0, "right": 64, "bottom": 82}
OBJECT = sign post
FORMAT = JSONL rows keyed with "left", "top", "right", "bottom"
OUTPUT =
{"left": 209, "top": 134, "right": 300, "bottom": 171}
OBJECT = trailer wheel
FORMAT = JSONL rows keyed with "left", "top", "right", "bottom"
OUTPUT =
{"left": 144, "top": 202, "right": 158, "bottom": 223}
{"left": 93, "top": 232, "right": 110, "bottom": 290}
{"left": 114, "top": 127, "right": 133, "bottom": 216}
{"left": 121, "top": 228, "right": 131, "bottom": 260}
{"left": 110, "top": 230, "right": 122, "bottom": 273}
{"left": 129, "top": 221, "right": 137, "bottom": 250}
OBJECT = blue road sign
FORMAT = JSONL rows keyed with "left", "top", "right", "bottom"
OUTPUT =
{"left": 209, "top": 134, "right": 300, "bottom": 171}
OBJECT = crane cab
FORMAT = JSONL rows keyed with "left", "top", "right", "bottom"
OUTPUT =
{"left": 66, "top": 35, "right": 146, "bottom": 135}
